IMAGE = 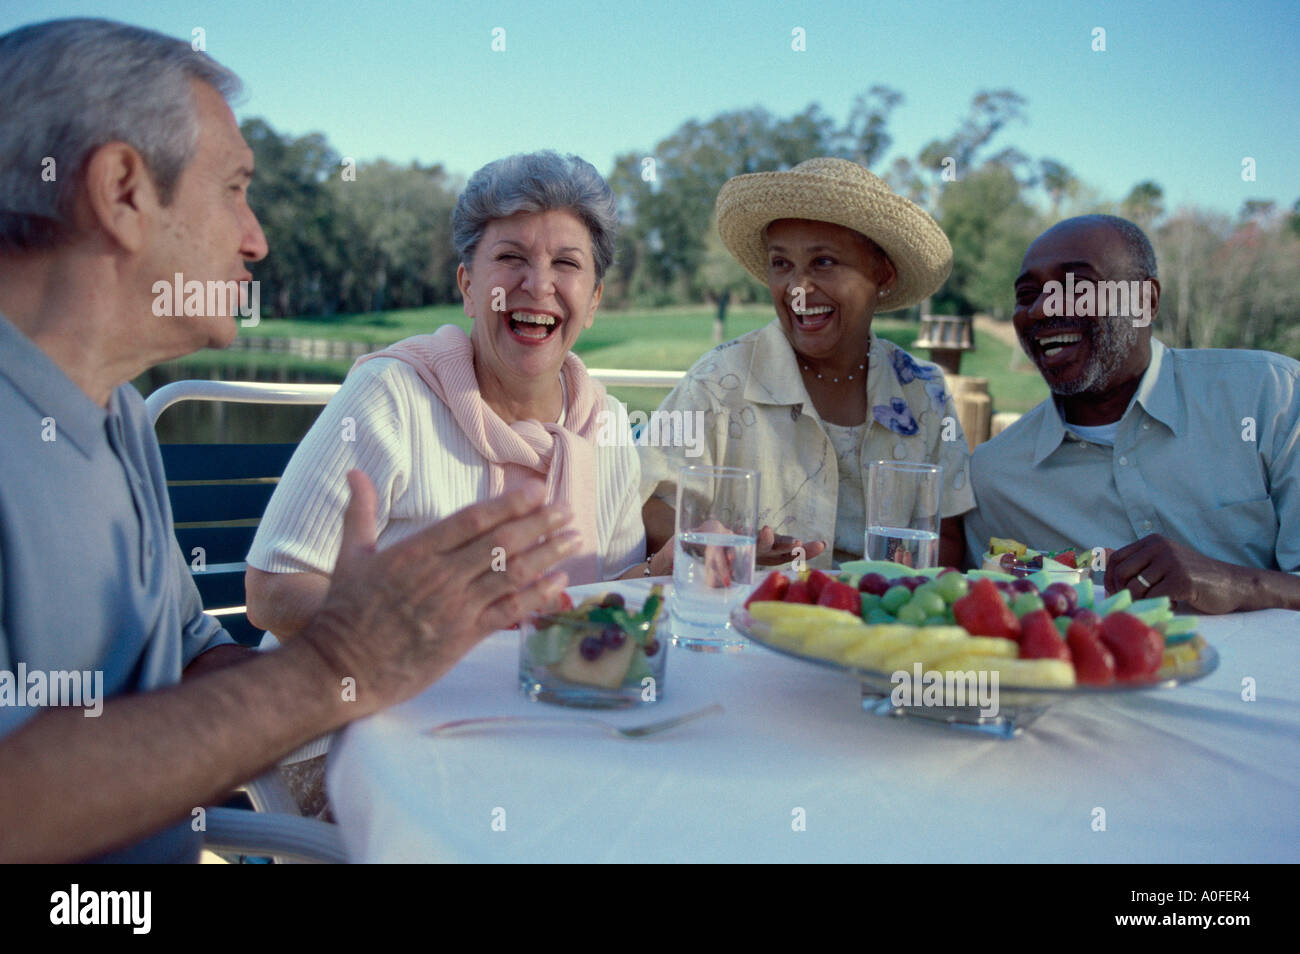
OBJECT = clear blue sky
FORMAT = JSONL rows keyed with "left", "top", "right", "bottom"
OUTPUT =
{"left": 3, "top": 0, "right": 1297, "bottom": 215}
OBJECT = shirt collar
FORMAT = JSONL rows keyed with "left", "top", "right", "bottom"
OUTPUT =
{"left": 0, "top": 310, "right": 108, "bottom": 458}
{"left": 1030, "top": 337, "right": 1176, "bottom": 465}
{"left": 745, "top": 319, "right": 813, "bottom": 407}
{"left": 1132, "top": 338, "right": 1181, "bottom": 435}
{"left": 744, "top": 319, "right": 884, "bottom": 415}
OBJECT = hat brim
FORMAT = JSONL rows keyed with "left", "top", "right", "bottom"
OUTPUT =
{"left": 715, "top": 169, "right": 953, "bottom": 312}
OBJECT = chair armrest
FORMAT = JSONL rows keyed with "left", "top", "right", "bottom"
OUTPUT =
{"left": 202, "top": 807, "right": 347, "bottom": 863}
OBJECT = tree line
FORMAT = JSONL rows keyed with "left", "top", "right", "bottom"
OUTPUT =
{"left": 243, "top": 91, "right": 1300, "bottom": 358}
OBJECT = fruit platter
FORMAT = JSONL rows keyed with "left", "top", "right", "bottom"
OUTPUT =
{"left": 518, "top": 585, "right": 667, "bottom": 708}
{"left": 731, "top": 562, "right": 1218, "bottom": 736}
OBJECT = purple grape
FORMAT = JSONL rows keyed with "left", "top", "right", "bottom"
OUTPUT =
{"left": 1010, "top": 578, "right": 1039, "bottom": 596}
{"left": 579, "top": 636, "right": 604, "bottom": 661}
{"left": 858, "top": 572, "right": 891, "bottom": 596}
{"left": 600, "top": 626, "right": 626, "bottom": 649}
{"left": 643, "top": 639, "right": 660, "bottom": 657}
{"left": 1043, "top": 582, "right": 1079, "bottom": 617}
{"left": 600, "top": 593, "right": 625, "bottom": 609}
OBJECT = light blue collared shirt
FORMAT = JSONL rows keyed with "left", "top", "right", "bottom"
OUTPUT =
{"left": 0, "top": 311, "right": 233, "bottom": 862}
{"left": 965, "top": 339, "right": 1300, "bottom": 572}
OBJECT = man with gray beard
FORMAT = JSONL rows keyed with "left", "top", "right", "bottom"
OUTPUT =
{"left": 963, "top": 215, "right": 1300, "bottom": 613}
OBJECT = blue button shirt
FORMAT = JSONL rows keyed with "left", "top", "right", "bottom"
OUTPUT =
{"left": 0, "top": 311, "right": 233, "bottom": 862}
{"left": 965, "top": 339, "right": 1300, "bottom": 572}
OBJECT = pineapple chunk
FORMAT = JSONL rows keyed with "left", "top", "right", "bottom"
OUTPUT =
{"left": 842, "top": 627, "right": 922, "bottom": 670}
{"left": 932, "top": 655, "right": 1076, "bottom": 688}
{"left": 550, "top": 635, "right": 637, "bottom": 689}
{"left": 802, "top": 623, "right": 872, "bottom": 661}
{"left": 878, "top": 628, "right": 974, "bottom": 672}
{"left": 989, "top": 537, "right": 1028, "bottom": 557}
{"left": 748, "top": 603, "right": 859, "bottom": 626}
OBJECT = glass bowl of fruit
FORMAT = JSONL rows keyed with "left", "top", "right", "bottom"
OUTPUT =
{"left": 980, "top": 537, "right": 1092, "bottom": 583}
{"left": 518, "top": 586, "right": 667, "bottom": 708}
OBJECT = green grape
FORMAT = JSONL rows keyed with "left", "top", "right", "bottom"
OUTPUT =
{"left": 897, "top": 603, "right": 928, "bottom": 625}
{"left": 866, "top": 608, "right": 897, "bottom": 625}
{"left": 1012, "top": 593, "right": 1045, "bottom": 617}
{"left": 910, "top": 590, "right": 946, "bottom": 617}
{"left": 935, "top": 572, "right": 970, "bottom": 603}
{"left": 923, "top": 615, "right": 949, "bottom": 626}
{"left": 881, "top": 585, "right": 911, "bottom": 613}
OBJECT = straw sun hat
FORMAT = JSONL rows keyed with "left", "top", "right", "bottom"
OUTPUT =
{"left": 715, "top": 157, "right": 952, "bottom": 312}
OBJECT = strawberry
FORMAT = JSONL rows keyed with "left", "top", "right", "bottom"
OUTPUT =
{"left": 784, "top": 581, "right": 813, "bottom": 604}
{"left": 952, "top": 577, "right": 1022, "bottom": 641}
{"left": 1019, "top": 609, "right": 1071, "bottom": 662}
{"left": 805, "top": 570, "right": 833, "bottom": 602}
{"left": 745, "top": 570, "right": 790, "bottom": 607}
{"left": 1055, "top": 549, "right": 1077, "bottom": 568}
{"left": 1099, "top": 611, "right": 1164, "bottom": 680}
{"left": 816, "top": 580, "right": 861, "bottom": 613}
{"left": 556, "top": 592, "right": 574, "bottom": 612}
{"left": 1067, "top": 620, "right": 1116, "bottom": 685}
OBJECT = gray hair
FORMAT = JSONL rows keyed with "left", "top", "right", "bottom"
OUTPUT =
{"left": 1070, "top": 214, "right": 1159, "bottom": 279}
{"left": 452, "top": 151, "right": 618, "bottom": 282}
{"left": 0, "top": 18, "right": 242, "bottom": 251}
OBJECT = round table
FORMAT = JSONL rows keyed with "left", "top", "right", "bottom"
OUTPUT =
{"left": 326, "top": 579, "right": 1300, "bottom": 862}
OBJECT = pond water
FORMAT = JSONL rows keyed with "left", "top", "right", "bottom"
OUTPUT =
{"left": 135, "top": 362, "right": 338, "bottom": 444}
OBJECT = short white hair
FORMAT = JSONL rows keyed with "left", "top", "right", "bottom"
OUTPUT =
{"left": 0, "top": 18, "right": 242, "bottom": 250}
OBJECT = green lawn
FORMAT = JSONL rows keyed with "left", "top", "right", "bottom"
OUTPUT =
{"left": 173, "top": 304, "right": 1047, "bottom": 415}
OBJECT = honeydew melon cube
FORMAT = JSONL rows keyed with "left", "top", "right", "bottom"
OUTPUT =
{"left": 1073, "top": 577, "right": 1094, "bottom": 608}
{"left": 1128, "top": 596, "right": 1172, "bottom": 616}
{"left": 1096, "top": 589, "right": 1133, "bottom": 615}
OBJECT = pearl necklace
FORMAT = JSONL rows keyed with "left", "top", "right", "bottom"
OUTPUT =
{"left": 801, "top": 361, "right": 866, "bottom": 383}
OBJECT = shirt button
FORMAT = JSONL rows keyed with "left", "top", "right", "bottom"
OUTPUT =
{"left": 1142, "top": 422, "right": 1151, "bottom": 430}
{"left": 1119, "top": 456, "right": 1128, "bottom": 466}
{"left": 1142, "top": 520, "right": 1152, "bottom": 531}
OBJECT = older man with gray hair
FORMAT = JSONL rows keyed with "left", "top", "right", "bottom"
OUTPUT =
{"left": 965, "top": 214, "right": 1300, "bottom": 613}
{"left": 0, "top": 18, "right": 576, "bottom": 862}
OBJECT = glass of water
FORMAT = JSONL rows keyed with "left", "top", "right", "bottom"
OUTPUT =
{"left": 865, "top": 461, "right": 944, "bottom": 569}
{"left": 670, "top": 465, "right": 759, "bottom": 652}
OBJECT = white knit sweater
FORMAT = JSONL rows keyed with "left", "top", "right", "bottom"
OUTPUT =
{"left": 247, "top": 356, "right": 647, "bottom": 583}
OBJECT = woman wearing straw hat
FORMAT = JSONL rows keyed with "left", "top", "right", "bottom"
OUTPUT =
{"left": 639, "top": 157, "right": 975, "bottom": 568}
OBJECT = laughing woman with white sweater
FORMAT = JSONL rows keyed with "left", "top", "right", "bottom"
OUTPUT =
{"left": 245, "top": 152, "right": 668, "bottom": 642}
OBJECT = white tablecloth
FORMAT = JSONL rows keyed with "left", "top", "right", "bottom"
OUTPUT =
{"left": 327, "top": 580, "right": 1300, "bottom": 862}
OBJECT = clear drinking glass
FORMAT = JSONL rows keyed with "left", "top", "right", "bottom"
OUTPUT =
{"left": 669, "top": 465, "right": 760, "bottom": 652}
{"left": 864, "top": 461, "right": 944, "bottom": 569}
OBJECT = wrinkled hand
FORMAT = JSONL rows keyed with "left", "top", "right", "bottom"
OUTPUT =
{"left": 1105, "top": 534, "right": 1240, "bottom": 615}
{"left": 302, "top": 471, "right": 577, "bottom": 714}
{"left": 756, "top": 526, "right": 826, "bottom": 567}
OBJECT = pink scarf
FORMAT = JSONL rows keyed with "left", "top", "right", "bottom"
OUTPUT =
{"left": 352, "top": 325, "right": 605, "bottom": 584}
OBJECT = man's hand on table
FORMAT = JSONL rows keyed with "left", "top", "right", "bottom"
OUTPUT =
{"left": 297, "top": 470, "right": 578, "bottom": 717}
{"left": 1105, "top": 533, "right": 1300, "bottom": 614}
